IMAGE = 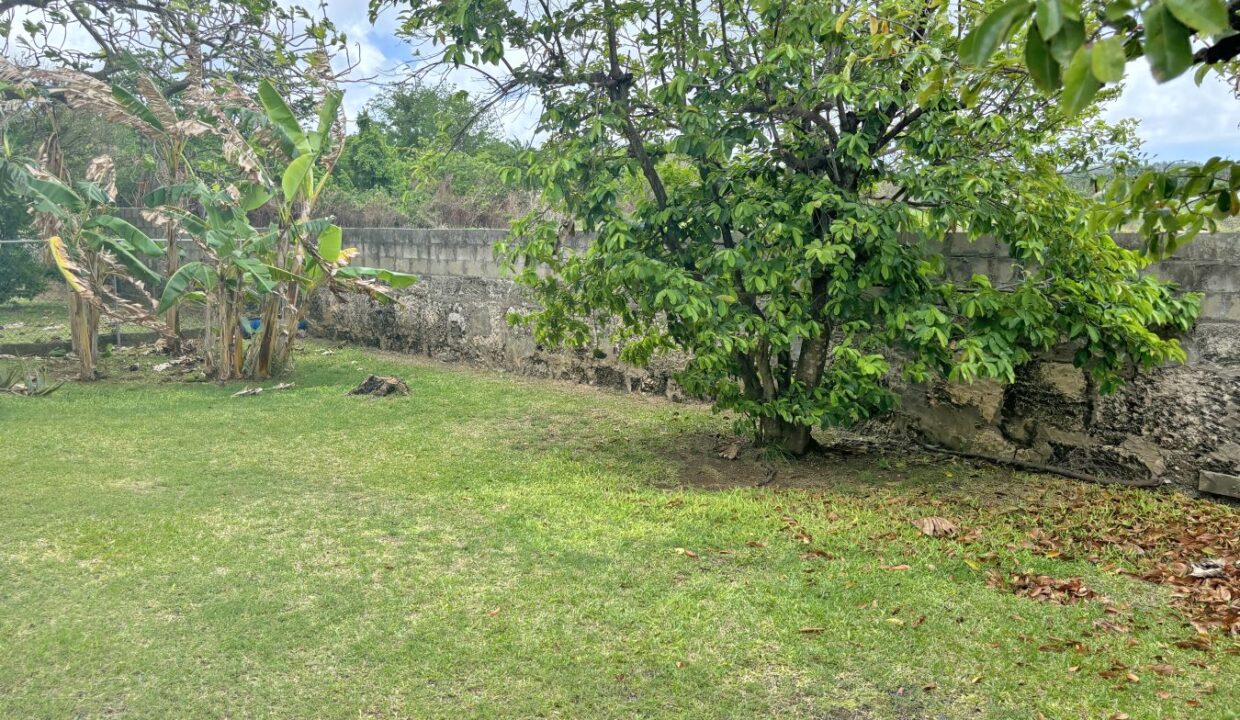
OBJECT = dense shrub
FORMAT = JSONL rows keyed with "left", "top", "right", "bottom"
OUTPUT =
{"left": 0, "top": 244, "right": 51, "bottom": 304}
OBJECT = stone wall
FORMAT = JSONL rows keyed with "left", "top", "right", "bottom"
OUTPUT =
{"left": 309, "top": 227, "right": 1240, "bottom": 495}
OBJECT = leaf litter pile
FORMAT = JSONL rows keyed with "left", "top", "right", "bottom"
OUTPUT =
{"left": 760, "top": 457, "right": 1240, "bottom": 647}
{"left": 907, "top": 481, "right": 1240, "bottom": 641}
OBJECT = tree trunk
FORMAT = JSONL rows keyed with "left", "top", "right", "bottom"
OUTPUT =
{"left": 164, "top": 219, "right": 181, "bottom": 349}
{"left": 274, "top": 276, "right": 303, "bottom": 370}
{"left": 205, "top": 287, "right": 244, "bottom": 381}
{"left": 67, "top": 290, "right": 99, "bottom": 381}
{"left": 759, "top": 416, "right": 818, "bottom": 456}
{"left": 218, "top": 294, "right": 244, "bottom": 381}
{"left": 245, "top": 293, "right": 281, "bottom": 380}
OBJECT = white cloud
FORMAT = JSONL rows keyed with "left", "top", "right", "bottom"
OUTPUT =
{"left": 1104, "top": 60, "right": 1240, "bottom": 161}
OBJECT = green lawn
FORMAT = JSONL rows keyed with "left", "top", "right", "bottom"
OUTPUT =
{"left": 1, "top": 343, "right": 1236, "bottom": 719}
{"left": 0, "top": 296, "right": 72, "bottom": 344}
{"left": 0, "top": 295, "right": 203, "bottom": 346}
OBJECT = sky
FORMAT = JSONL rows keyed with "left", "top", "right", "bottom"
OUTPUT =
{"left": 334, "top": 2, "right": 1239, "bottom": 162}
{"left": 6, "top": 0, "right": 1239, "bottom": 162}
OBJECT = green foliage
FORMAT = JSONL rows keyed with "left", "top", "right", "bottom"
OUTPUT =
{"left": 0, "top": 109, "right": 149, "bottom": 205}
{"left": 964, "top": 0, "right": 1235, "bottom": 89}
{"left": 329, "top": 83, "right": 533, "bottom": 227}
{"left": 382, "top": 0, "right": 1200, "bottom": 452}
{"left": 334, "top": 112, "right": 405, "bottom": 192}
{"left": 0, "top": 245, "right": 50, "bottom": 304}
{"left": 145, "top": 78, "right": 415, "bottom": 379}
{"left": 0, "top": 154, "right": 164, "bottom": 289}
{"left": 367, "top": 82, "right": 503, "bottom": 152}
{"left": 963, "top": 0, "right": 1240, "bottom": 256}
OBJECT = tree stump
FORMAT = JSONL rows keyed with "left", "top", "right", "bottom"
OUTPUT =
{"left": 347, "top": 375, "right": 410, "bottom": 397}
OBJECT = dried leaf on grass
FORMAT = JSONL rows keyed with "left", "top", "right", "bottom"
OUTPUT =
{"left": 988, "top": 571, "right": 1105, "bottom": 605}
{"left": 912, "top": 516, "right": 958, "bottom": 537}
{"left": 985, "top": 486, "right": 1239, "bottom": 636}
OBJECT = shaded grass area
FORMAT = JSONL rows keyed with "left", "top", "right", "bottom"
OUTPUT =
{"left": 0, "top": 293, "right": 203, "bottom": 346}
{"left": 0, "top": 296, "right": 70, "bottom": 344}
{"left": 1, "top": 343, "right": 1236, "bottom": 719}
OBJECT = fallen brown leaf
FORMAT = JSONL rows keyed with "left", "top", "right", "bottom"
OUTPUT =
{"left": 912, "top": 516, "right": 958, "bottom": 538}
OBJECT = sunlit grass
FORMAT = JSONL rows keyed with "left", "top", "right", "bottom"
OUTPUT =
{"left": 0, "top": 341, "right": 1236, "bottom": 719}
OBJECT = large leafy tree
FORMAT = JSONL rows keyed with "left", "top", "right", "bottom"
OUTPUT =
{"left": 0, "top": 0, "right": 345, "bottom": 101}
{"left": 328, "top": 83, "right": 532, "bottom": 227}
{"left": 376, "top": 0, "right": 1199, "bottom": 454}
{"left": 963, "top": 0, "right": 1240, "bottom": 256}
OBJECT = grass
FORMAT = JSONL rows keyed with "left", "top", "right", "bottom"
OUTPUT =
{"left": 0, "top": 296, "right": 72, "bottom": 344}
{"left": 1, "top": 341, "right": 1237, "bottom": 719}
{"left": 0, "top": 293, "right": 203, "bottom": 346}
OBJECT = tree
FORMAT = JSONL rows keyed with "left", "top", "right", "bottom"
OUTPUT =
{"left": 963, "top": 0, "right": 1240, "bottom": 256}
{"left": 334, "top": 111, "right": 405, "bottom": 192}
{"left": 965, "top": 0, "right": 1239, "bottom": 91}
{"left": 328, "top": 84, "right": 534, "bottom": 227}
{"left": 0, "top": 56, "right": 183, "bottom": 378}
{"left": 2, "top": 49, "right": 414, "bottom": 382}
{"left": 377, "top": 0, "right": 1199, "bottom": 454}
{"left": 0, "top": 0, "right": 346, "bottom": 102}
{"left": 367, "top": 81, "right": 503, "bottom": 152}
{"left": 2, "top": 0, "right": 360, "bottom": 341}
{"left": 0, "top": 146, "right": 169, "bottom": 380}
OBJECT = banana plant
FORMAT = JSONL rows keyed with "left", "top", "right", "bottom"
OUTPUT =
{"left": 107, "top": 52, "right": 213, "bottom": 343}
{"left": 1, "top": 57, "right": 175, "bottom": 379}
{"left": 151, "top": 79, "right": 415, "bottom": 381}
{"left": 1, "top": 146, "right": 167, "bottom": 380}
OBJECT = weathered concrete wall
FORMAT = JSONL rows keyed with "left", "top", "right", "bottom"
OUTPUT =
{"left": 310, "top": 228, "right": 1240, "bottom": 494}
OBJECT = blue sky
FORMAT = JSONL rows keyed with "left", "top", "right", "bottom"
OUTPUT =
{"left": 1102, "top": 60, "right": 1240, "bottom": 161}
